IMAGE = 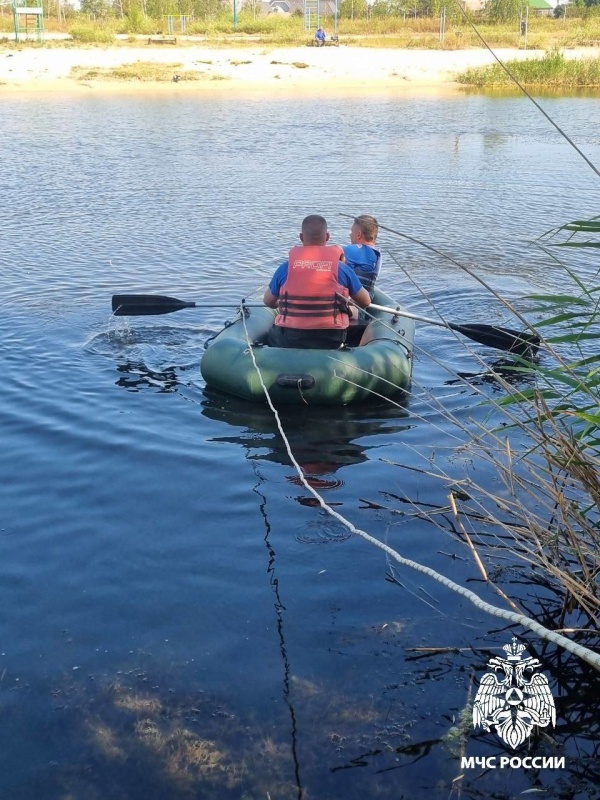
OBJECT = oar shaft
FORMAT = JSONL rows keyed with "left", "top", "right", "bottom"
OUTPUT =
{"left": 364, "top": 301, "right": 539, "bottom": 355}
{"left": 366, "top": 302, "right": 447, "bottom": 329}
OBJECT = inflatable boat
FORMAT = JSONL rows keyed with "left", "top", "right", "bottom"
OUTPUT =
{"left": 200, "top": 287, "right": 415, "bottom": 406}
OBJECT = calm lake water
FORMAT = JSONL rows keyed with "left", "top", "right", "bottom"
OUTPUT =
{"left": 1, "top": 89, "right": 599, "bottom": 800}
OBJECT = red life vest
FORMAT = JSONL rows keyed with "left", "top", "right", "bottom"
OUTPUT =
{"left": 275, "top": 245, "right": 349, "bottom": 330}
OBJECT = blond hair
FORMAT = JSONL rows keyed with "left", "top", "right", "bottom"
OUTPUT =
{"left": 354, "top": 214, "right": 378, "bottom": 243}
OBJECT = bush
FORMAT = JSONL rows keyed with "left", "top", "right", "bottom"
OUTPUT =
{"left": 68, "top": 23, "right": 115, "bottom": 43}
{"left": 234, "top": 19, "right": 282, "bottom": 34}
{"left": 118, "top": 9, "right": 157, "bottom": 35}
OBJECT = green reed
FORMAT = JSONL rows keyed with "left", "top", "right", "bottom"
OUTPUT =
{"left": 397, "top": 218, "right": 600, "bottom": 629}
{"left": 458, "top": 49, "right": 600, "bottom": 87}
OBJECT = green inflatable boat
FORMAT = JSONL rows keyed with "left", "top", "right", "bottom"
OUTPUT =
{"left": 200, "top": 287, "right": 415, "bottom": 406}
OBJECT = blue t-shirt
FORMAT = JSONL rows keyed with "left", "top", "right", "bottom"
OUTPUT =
{"left": 268, "top": 260, "right": 363, "bottom": 297}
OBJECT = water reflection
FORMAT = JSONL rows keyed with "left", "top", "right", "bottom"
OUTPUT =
{"left": 114, "top": 360, "right": 182, "bottom": 393}
{"left": 445, "top": 353, "right": 540, "bottom": 391}
{"left": 460, "top": 85, "right": 600, "bottom": 101}
{"left": 254, "top": 476, "right": 305, "bottom": 800}
{"left": 200, "top": 390, "right": 414, "bottom": 481}
{"left": 88, "top": 324, "right": 206, "bottom": 393}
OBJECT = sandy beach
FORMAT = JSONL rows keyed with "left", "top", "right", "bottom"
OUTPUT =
{"left": 1, "top": 42, "right": 599, "bottom": 95}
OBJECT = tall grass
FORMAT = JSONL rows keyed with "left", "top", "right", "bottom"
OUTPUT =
{"left": 458, "top": 49, "right": 600, "bottom": 87}
{"left": 70, "top": 61, "right": 203, "bottom": 80}
{"left": 494, "top": 235, "right": 600, "bottom": 621}
{"left": 183, "top": 13, "right": 600, "bottom": 48}
{"left": 3, "top": 11, "right": 600, "bottom": 50}
{"left": 390, "top": 219, "right": 600, "bottom": 631}
{"left": 69, "top": 23, "right": 116, "bottom": 44}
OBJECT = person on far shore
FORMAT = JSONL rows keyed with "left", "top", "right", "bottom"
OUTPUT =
{"left": 263, "top": 214, "right": 371, "bottom": 350}
{"left": 343, "top": 214, "right": 381, "bottom": 299}
{"left": 315, "top": 26, "right": 326, "bottom": 46}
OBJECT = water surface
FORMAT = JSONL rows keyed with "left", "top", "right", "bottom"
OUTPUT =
{"left": 1, "top": 91, "right": 598, "bottom": 799}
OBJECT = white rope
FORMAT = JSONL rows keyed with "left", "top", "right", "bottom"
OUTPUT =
{"left": 239, "top": 308, "right": 600, "bottom": 672}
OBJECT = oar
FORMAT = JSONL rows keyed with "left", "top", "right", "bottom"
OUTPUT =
{"left": 112, "top": 294, "right": 200, "bottom": 316}
{"left": 112, "top": 293, "right": 540, "bottom": 357}
{"left": 365, "top": 301, "right": 540, "bottom": 357}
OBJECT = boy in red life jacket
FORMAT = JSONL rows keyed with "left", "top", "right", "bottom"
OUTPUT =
{"left": 263, "top": 215, "right": 371, "bottom": 349}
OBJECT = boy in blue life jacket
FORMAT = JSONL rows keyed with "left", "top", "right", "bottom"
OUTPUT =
{"left": 263, "top": 214, "right": 371, "bottom": 350}
{"left": 343, "top": 214, "right": 381, "bottom": 299}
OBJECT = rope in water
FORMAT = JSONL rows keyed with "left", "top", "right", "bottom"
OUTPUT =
{"left": 239, "top": 307, "right": 600, "bottom": 672}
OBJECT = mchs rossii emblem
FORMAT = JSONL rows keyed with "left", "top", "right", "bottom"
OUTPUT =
{"left": 473, "top": 637, "right": 556, "bottom": 749}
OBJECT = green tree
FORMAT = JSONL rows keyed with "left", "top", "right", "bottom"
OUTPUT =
{"left": 371, "top": 0, "right": 411, "bottom": 16}
{"left": 485, "top": 0, "right": 521, "bottom": 22}
{"left": 421, "top": 0, "right": 444, "bottom": 15}
{"left": 370, "top": 0, "right": 389, "bottom": 16}
{"left": 80, "top": 0, "right": 112, "bottom": 17}
{"left": 242, "top": 0, "right": 263, "bottom": 19}
{"left": 338, "top": 0, "right": 369, "bottom": 19}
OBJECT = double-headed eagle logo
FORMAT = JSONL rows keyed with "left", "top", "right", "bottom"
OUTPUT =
{"left": 473, "top": 637, "right": 556, "bottom": 749}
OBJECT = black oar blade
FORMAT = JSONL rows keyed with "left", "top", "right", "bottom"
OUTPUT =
{"left": 111, "top": 294, "right": 196, "bottom": 316}
{"left": 450, "top": 323, "right": 540, "bottom": 357}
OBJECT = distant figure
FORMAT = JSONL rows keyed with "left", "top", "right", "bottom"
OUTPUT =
{"left": 343, "top": 214, "right": 381, "bottom": 299}
{"left": 315, "top": 26, "right": 326, "bottom": 47}
{"left": 263, "top": 214, "right": 371, "bottom": 349}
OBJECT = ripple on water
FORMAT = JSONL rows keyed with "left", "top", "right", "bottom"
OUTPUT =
{"left": 295, "top": 518, "right": 353, "bottom": 545}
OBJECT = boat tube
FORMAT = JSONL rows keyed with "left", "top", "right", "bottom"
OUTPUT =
{"left": 200, "top": 287, "right": 415, "bottom": 406}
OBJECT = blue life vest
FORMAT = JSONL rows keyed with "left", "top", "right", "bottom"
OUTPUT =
{"left": 343, "top": 244, "right": 381, "bottom": 296}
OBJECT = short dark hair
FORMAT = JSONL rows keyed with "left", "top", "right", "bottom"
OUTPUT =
{"left": 354, "top": 214, "right": 378, "bottom": 243}
{"left": 301, "top": 214, "right": 328, "bottom": 244}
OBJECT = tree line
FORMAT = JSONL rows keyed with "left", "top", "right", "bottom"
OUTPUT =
{"left": 44, "top": 0, "right": 600, "bottom": 22}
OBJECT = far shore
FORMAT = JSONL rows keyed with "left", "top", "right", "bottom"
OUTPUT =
{"left": 1, "top": 43, "right": 600, "bottom": 95}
